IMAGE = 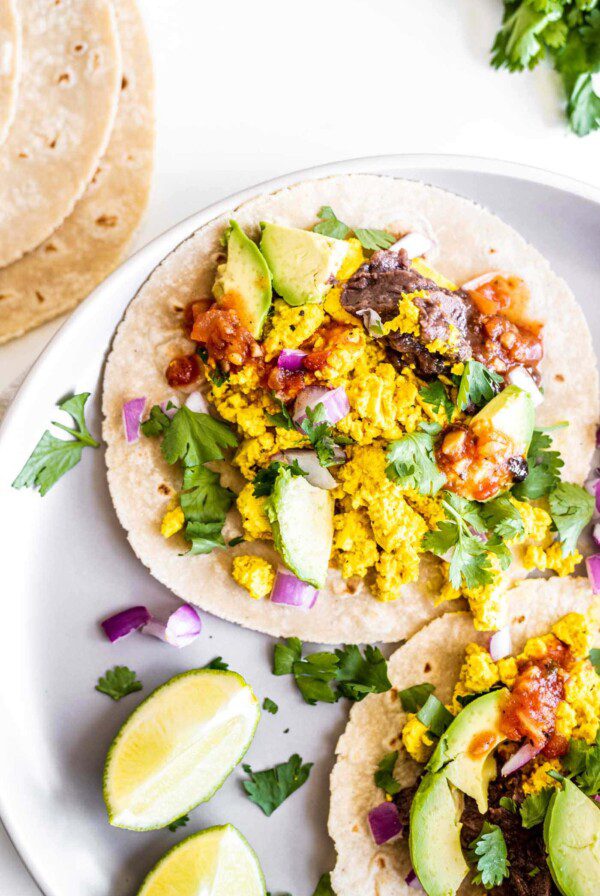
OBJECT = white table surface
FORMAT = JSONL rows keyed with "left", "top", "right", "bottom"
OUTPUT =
{"left": 1, "top": 0, "right": 599, "bottom": 891}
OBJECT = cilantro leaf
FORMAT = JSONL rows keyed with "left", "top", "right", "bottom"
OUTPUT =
{"left": 140, "top": 404, "right": 171, "bottom": 437}
{"left": 468, "top": 822, "right": 510, "bottom": 889}
{"left": 423, "top": 493, "right": 497, "bottom": 589}
{"left": 301, "top": 404, "right": 343, "bottom": 468}
{"left": 228, "top": 535, "right": 245, "bottom": 547}
{"left": 242, "top": 754, "right": 313, "bottom": 816}
{"left": 398, "top": 682, "right": 436, "bottom": 713}
{"left": 513, "top": 429, "right": 564, "bottom": 500}
{"left": 263, "top": 697, "right": 279, "bottom": 714}
{"left": 564, "top": 737, "right": 600, "bottom": 796}
{"left": 416, "top": 694, "right": 454, "bottom": 737}
{"left": 480, "top": 495, "right": 524, "bottom": 539}
{"left": 185, "top": 519, "right": 226, "bottom": 555}
{"left": 335, "top": 644, "right": 391, "bottom": 701}
{"left": 520, "top": 788, "right": 553, "bottom": 828}
{"left": 491, "top": 5, "right": 561, "bottom": 72}
{"left": 95, "top": 666, "right": 142, "bottom": 701}
{"left": 253, "top": 459, "right": 307, "bottom": 497}
{"left": 548, "top": 482, "right": 594, "bottom": 555}
{"left": 266, "top": 397, "right": 295, "bottom": 431}
{"left": 590, "top": 648, "right": 600, "bottom": 675}
{"left": 456, "top": 361, "right": 503, "bottom": 411}
{"left": 386, "top": 428, "right": 445, "bottom": 496}
{"left": 12, "top": 392, "right": 99, "bottom": 496}
{"left": 312, "top": 872, "right": 334, "bottom": 896}
{"left": 273, "top": 637, "right": 303, "bottom": 675}
{"left": 419, "top": 380, "right": 454, "bottom": 420}
{"left": 181, "top": 465, "right": 235, "bottom": 523}
{"left": 161, "top": 406, "right": 237, "bottom": 467}
{"left": 167, "top": 815, "right": 189, "bottom": 832}
{"left": 204, "top": 656, "right": 229, "bottom": 670}
{"left": 499, "top": 797, "right": 518, "bottom": 814}
{"left": 374, "top": 750, "right": 401, "bottom": 796}
{"left": 314, "top": 206, "right": 351, "bottom": 240}
{"left": 353, "top": 227, "right": 396, "bottom": 251}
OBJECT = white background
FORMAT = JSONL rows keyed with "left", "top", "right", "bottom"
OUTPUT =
{"left": 1, "top": 0, "right": 599, "bottom": 890}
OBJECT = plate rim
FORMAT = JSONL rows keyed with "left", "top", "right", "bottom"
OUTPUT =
{"left": 2, "top": 151, "right": 600, "bottom": 896}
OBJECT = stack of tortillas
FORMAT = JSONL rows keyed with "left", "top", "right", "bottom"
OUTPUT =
{"left": 0, "top": 0, "right": 154, "bottom": 344}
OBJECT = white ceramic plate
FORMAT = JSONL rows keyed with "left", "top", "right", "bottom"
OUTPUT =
{"left": 1, "top": 155, "right": 599, "bottom": 896}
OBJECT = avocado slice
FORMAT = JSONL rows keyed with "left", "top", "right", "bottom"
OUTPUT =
{"left": 212, "top": 220, "right": 272, "bottom": 338}
{"left": 427, "top": 689, "right": 508, "bottom": 812}
{"left": 409, "top": 771, "right": 469, "bottom": 896}
{"left": 544, "top": 778, "right": 600, "bottom": 896}
{"left": 266, "top": 466, "right": 334, "bottom": 587}
{"left": 259, "top": 222, "right": 349, "bottom": 307}
{"left": 471, "top": 385, "right": 535, "bottom": 458}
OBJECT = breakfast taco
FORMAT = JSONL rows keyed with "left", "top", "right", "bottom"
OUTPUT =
{"left": 329, "top": 576, "right": 600, "bottom": 896}
{"left": 102, "top": 174, "right": 598, "bottom": 643}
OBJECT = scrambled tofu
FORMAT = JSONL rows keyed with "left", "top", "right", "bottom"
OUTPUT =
{"left": 236, "top": 483, "right": 272, "bottom": 541}
{"left": 232, "top": 555, "right": 275, "bottom": 600}
{"left": 337, "top": 361, "right": 425, "bottom": 443}
{"left": 402, "top": 713, "right": 435, "bottom": 763}
{"left": 381, "top": 291, "right": 422, "bottom": 336}
{"left": 262, "top": 301, "right": 325, "bottom": 360}
{"left": 522, "top": 759, "right": 562, "bottom": 795}
{"left": 161, "top": 505, "right": 184, "bottom": 538}
{"left": 332, "top": 510, "right": 379, "bottom": 579}
{"left": 523, "top": 542, "right": 582, "bottom": 577}
{"left": 564, "top": 660, "right": 600, "bottom": 743}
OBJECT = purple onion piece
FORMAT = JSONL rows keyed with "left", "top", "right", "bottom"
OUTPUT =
{"left": 270, "top": 569, "right": 318, "bottom": 610}
{"left": 405, "top": 869, "right": 425, "bottom": 890}
{"left": 489, "top": 625, "right": 512, "bottom": 661}
{"left": 277, "top": 349, "right": 307, "bottom": 371}
{"left": 293, "top": 385, "right": 350, "bottom": 426}
{"left": 142, "top": 604, "right": 202, "bottom": 648}
{"left": 367, "top": 802, "right": 403, "bottom": 845}
{"left": 501, "top": 741, "right": 541, "bottom": 776}
{"left": 101, "top": 606, "right": 151, "bottom": 643}
{"left": 122, "top": 397, "right": 147, "bottom": 443}
{"left": 586, "top": 555, "right": 600, "bottom": 595}
{"left": 593, "top": 524, "right": 600, "bottom": 548}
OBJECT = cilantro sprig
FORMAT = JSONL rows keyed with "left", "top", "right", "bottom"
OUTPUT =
{"left": 456, "top": 361, "right": 503, "bottom": 412}
{"left": 386, "top": 422, "right": 446, "bottom": 496}
{"left": 468, "top": 822, "right": 510, "bottom": 889}
{"left": 242, "top": 754, "right": 313, "bottom": 816}
{"left": 398, "top": 682, "right": 436, "bottom": 713}
{"left": 167, "top": 815, "right": 189, "bottom": 832}
{"left": 520, "top": 788, "right": 554, "bottom": 828}
{"left": 314, "top": 206, "right": 395, "bottom": 251}
{"left": 562, "top": 735, "right": 600, "bottom": 796}
{"left": 253, "top": 459, "right": 307, "bottom": 497}
{"left": 419, "top": 379, "right": 455, "bottom": 421}
{"left": 273, "top": 638, "right": 391, "bottom": 705}
{"left": 300, "top": 403, "right": 350, "bottom": 467}
{"left": 374, "top": 751, "right": 401, "bottom": 796}
{"left": 512, "top": 429, "right": 564, "bottom": 500}
{"left": 491, "top": 2, "right": 600, "bottom": 136}
{"left": 548, "top": 481, "right": 594, "bottom": 555}
{"left": 12, "top": 392, "right": 99, "bottom": 496}
{"left": 95, "top": 666, "right": 142, "bottom": 701}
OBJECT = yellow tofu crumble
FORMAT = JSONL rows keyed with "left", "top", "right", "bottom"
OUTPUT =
{"left": 161, "top": 505, "right": 184, "bottom": 538}
{"left": 232, "top": 555, "right": 276, "bottom": 600}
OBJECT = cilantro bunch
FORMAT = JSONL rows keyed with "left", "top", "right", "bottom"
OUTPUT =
{"left": 491, "top": 1, "right": 600, "bottom": 135}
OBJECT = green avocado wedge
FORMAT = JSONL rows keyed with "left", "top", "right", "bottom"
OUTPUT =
{"left": 259, "top": 221, "right": 349, "bottom": 306}
{"left": 472, "top": 385, "right": 535, "bottom": 460}
{"left": 543, "top": 778, "right": 600, "bottom": 896}
{"left": 409, "top": 771, "right": 469, "bottom": 896}
{"left": 427, "top": 689, "right": 509, "bottom": 813}
{"left": 212, "top": 220, "right": 272, "bottom": 338}
{"left": 137, "top": 824, "right": 266, "bottom": 896}
{"left": 103, "top": 669, "right": 260, "bottom": 831}
{"left": 266, "top": 465, "right": 334, "bottom": 587}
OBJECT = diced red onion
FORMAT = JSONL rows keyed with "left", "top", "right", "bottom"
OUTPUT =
{"left": 505, "top": 367, "right": 543, "bottom": 407}
{"left": 389, "top": 232, "right": 434, "bottom": 259}
{"left": 356, "top": 308, "right": 384, "bottom": 337}
{"left": 101, "top": 606, "right": 151, "bottom": 643}
{"left": 586, "top": 554, "right": 600, "bottom": 595}
{"left": 594, "top": 794, "right": 600, "bottom": 804}
{"left": 367, "top": 802, "right": 403, "bottom": 845}
{"left": 293, "top": 385, "right": 350, "bottom": 426}
{"left": 593, "top": 524, "right": 600, "bottom": 548}
{"left": 184, "top": 391, "right": 209, "bottom": 414}
{"left": 274, "top": 449, "right": 337, "bottom": 490}
{"left": 405, "top": 870, "right": 425, "bottom": 891}
{"left": 489, "top": 625, "right": 512, "bottom": 661}
{"left": 142, "top": 604, "right": 202, "bottom": 648}
{"left": 277, "top": 349, "right": 307, "bottom": 371}
{"left": 122, "top": 397, "right": 147, "bottom": 443}
{"left": 270, "top": 569, "right": 318, "bottom": 610}
{"left": 596, "top": 427, "right": 600, "bottom": 449}
{"left": 461, "top": 270, "right": 509, "bottom": 292}
{"left": 501, "top": 741, "right": 541, "bottom": 776}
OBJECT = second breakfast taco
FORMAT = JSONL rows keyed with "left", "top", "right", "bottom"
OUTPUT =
{"left": 329, "top": 576, "right": 600, "bottom": 896}
{"left": 102, "top": 174, "right": 598, "bottom": 642}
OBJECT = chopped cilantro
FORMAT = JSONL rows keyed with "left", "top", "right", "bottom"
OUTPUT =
{"left": 314, "top": 206, "right": 394, "bottom": 250}
{"left": 528, "top": 867, "right": 541, "bottom": 879}
{"left": 161, "top": 406, "right": 237, "bottom": 467}
{"left": 301, "top": 404, "right": 343, "bottom": 468}
{"left": 204, "top": 656, "right": 229, "bottom": 670}
{"left": 242, "top": 754, "right": 313, "bottom": 816}
{"left": 312, "top": 873, "right": 334, "bottom": 896}
{"left": 499, "top": 797, "right": 518, "bottom": 814}
{"left": 253, "top": 459, "right": 307, "bottom": 497}
{"left": 266, "top": 397, "right": 295, "bottom": 431}
{"left": 416, "top": 694, "right": 454, "bottom": 737}
{"left": 512, "top": 429, "right": 564, "bottom": 500}
{"left": 167, "top": 815, "right": 189, "bottom": 832}
{"left": 386, "top": 424, "right": 445, "bottom": 496}
{"left": 548, "top": 481, "right": 594, "bottom": 555}
{"left": 590, "top": 647, "right": 600, "bottom": 675}
{"left": 456, "top": 361, "right": 503, "bottom": 411}
{"left": 263, "top": 697, "right": 279, "bottom": 714}
{"left": 95, "top": 666, "right": 142, "bottom": 701}
{"left": 563, "top": 736, "right": 600, "bottom": 796}
{"left": 468, "top": 822, "right": 510, "bottom": 889}
{"left": 480, "top": 494, "right": 524, "bottom": 540}
{"left": 228, "top": 535, "right": 245, "bottom": 547}
{"left": 273, "top": 639, "right": 391, "bottom": 705}
{"left": 398, "top": 682, "right": 436, "bottom": 713}
{"left": 374, "top": 750, "right": 401, "bottom": 796}
{"left": 12, "top": 392, "right": 99, "bottom": 496}
{"left": 207, "top": 366, "right": 230, "bottom": 387}
{"left": 520, "top": 788, "right": 553, "bottom": 828}
{"left": 180, "top": 464, "right": 234, "bottom": 523}
{"left": 140, "top": 404, "right": 171, "bottom": 437}
{"left": 419, "top": 379, "right": 454, "bottom": 421}
{"left": 185, "top": 519, "right": 227, "bottom": 555}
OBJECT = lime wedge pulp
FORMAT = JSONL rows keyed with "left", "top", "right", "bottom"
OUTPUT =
{"left": 137, "top": 824, "right": 266, "bottom": 896}
{"left": 103, "top": 669, "right": 260, "bottom": 830}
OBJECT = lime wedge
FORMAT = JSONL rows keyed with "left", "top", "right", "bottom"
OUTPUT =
{"left": 137, "top": 824, "right": 266, "bottom": 896}
{"left": 104, "top": 670, "right": 260, "bottom": 830}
